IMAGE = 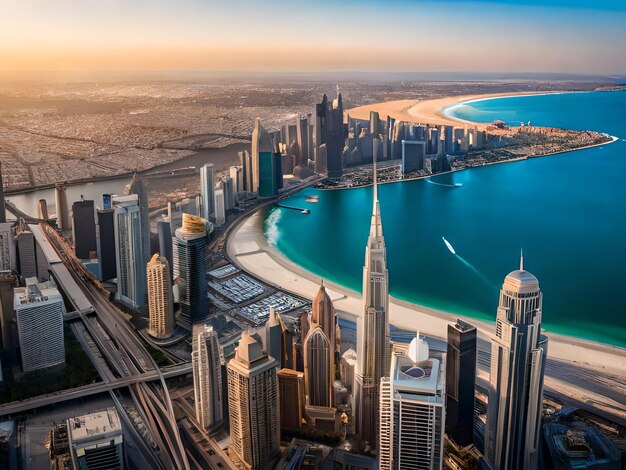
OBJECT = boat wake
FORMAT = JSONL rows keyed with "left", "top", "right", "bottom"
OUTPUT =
{"left": 442, "top": 236, "right": 495, "bottom": 288}
{"left": 427, "top": 179, "right": 463, "bottom": 188}
{"left": 264, "top": 208, "right": 282, "bottom": 246}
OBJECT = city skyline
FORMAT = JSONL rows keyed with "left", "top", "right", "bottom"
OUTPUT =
{"left": 1, "top": 1, "right": 626, "bottom": 76}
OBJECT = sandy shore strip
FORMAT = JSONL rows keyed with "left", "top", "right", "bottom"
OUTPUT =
{"left": 227, "top": 210, "right": 626, "bottom": 424}
{"left": 347, "top": 91, "right": 561, "bottom": 129}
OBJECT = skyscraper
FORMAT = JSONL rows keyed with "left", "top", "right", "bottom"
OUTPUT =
{"left": 303, "top": 326, "right": 333, "bottom": 408}
{"left": 303, "top": 282, "right": 337, "bottom": 409}
{"left": 354, "top": 148, "right": 391, "bottom": 448}
{"left": 156, "top": 218, "right": 173, "bottom": 279}
{"left": 379, "top": 336, "right": 446, "bottom": 470}
{"left": 147, "top": 254, "right": 174, "bottom": 339}
{"left": 112, "top": 195, "right": 146, "bottom": 308}
{"left": 446, "top": 319, "right": 477, "bottom": 447}
{"left": 200, "top": 163, "right": 215, "bottom": 221}
{"left": 315, "top": 93, "right": 344, "bottom": 179}
{"left": 67, "top": 408, "right": 124, "bottom": 470}
{"left": 192, "top": 323, "right": 223, "bottom": 431}
{"left": 265, "top": 307, "right": 284, "bottom": 366}
{"left": 72, "top": 199, "right": 97, "bottom": 259}
{"left": 252, "top": 118, "right": 274, "bottom": 194}
{"left": 484, "top": 255, "right": 548, "bottom": 470}
{"left": 15, "top": 221, "right": 37, "bottom": 279}
{"left": 277, "top": 368, "right": 305, "bottom": 433}
{"left": 14, "top": 280, "right": 65, "bottom": 372}
{"left": 172, "top": 213, "right": 210, "bottom": 324}
{"left": 227, "top": 331, "right": 280, "bottom": 469}
{"left": 214, "top": 189, "right": 226, "bottom": 227}
{"left": 401, "top": 140, "right": 426, "bottom": 175}
{"left": 0, "top": 162, "right": 5, "bottom": 224}
{"left": 97, "top": 209, "right": 116, "bottom": 281}
{"left": 126, "top": 173, "right": 150, "bottom": 273}
{"left": 258, "top": 151, "right": 283, "bottom": 199}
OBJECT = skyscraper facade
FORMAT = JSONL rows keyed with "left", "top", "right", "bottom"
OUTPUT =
{"left": 97, "top": 209, "right": 116, "bottom": 281}
{"left": 112, "top": 195, "right": 146, "bottom": 308}
{"left": 258, "top": 151, "right": 283, "bottom": 199}
{"left": 0, "top": 162, "right": 5, "bottom": 224}
{"left": 227, "top": 331, "right": 280, "bottom": 469}
{"left": 446, "top": 319, "right": 477, "bottom": 447}
{"left": 172, "top": 213, "right": 210, "bottom": 324}
{"left": 192, "top": 323, "right": 223, "bottom": 431}
{"left": 277, "top": 368, "right": 305, "bottom": 433}
{"left": 0, "top": 222, "right": 15, "bottom": 273}
{"left": 72, "top": 199, "right": 97, "bottom": 259}
{"left": 252, "top": 118, "right": 275, "bottom": 194}
{"left": 484, "top": 257, "right": 548, "bottom": 470}
{"left": 354, "top": 149, "right": 391, "bottom": 448}
{"left": 214, "top": 189, "right": 226, "bottom": 227}
{"left": 14, "top": 280, "right": 65, "bottom": 372}
{"left": 156, "top": 218, "right": 173, "bottom": 279}
{"left": 200, "top": 163, "right": 215, "bottom": 221}
{"left": 147, "top": 254, "right": 174, "bottom": 339}
{"left": 126, "top": 173, "right": 150, "bottom": 273}
{"left": 379, "top": 337, "right": 446, "bottom": 470}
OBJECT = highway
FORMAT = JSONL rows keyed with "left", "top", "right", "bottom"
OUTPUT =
{"left": 39, "top": 223, "right": 191, "bottom": 469}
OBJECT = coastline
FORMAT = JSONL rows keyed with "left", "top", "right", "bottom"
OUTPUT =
{"left": 227, "top": 209, "right": 626, "bottom": 424}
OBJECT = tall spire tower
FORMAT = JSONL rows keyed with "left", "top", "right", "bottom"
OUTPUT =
{"left": 354, "top": 140, "right": 391, "bottom": 448}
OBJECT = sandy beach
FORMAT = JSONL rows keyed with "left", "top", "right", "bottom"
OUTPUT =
{"left": 226, "top": 93, "right": 626, "bottom": 425}
{"left": 348, "top": 91, "right": 560, "bottom": 130}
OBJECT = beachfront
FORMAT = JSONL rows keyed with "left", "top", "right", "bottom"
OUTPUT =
{"left": 226, "top": 93, "right": 626, "bottom": 426}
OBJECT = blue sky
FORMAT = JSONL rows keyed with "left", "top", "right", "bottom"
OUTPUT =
{"left": 1, "top": 0, "right": 624, "bottom": 74}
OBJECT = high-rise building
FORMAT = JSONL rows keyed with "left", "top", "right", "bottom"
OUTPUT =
{"left": 54, "top": 183, "right": 70, "bottom": 233}
{"left": 200, "top": 163, "right": 216, "bottom": 221}
{"left": 484, "top": 255, "right": 548, "bottom": 470}
{"left": 214, "top": 189, "right": 226, "bottom": 227}
{"left": 112, "top": 195, "right": 146, "bottom": 309}
{"left": 102, "top": 193, "right": 112, "bottom": 210}
{"left": 252, "top": 118, "right": 274, "bottom": 194}
{"left": 15, "top": 221, "right": 37, "bottom": 279}
{"left": 156, "top": 218, "right": 173, "bottom": 279}
{"left": 446, "top": 319, "right": 477, "bottom": 447}
{"left": 239, "top": 150, "right": 253, "bottom": 193}
{"left": 265, "top": 307, "right": 284, "bottom": 366}
{"left": 303, "top": 282, "right": 337, "bottom": 409}
{"left": 173, "top": 213, "right": 210, "bottom": 324}
{"left": 315, "top": 93, "right": 344, "bottom": 178}
{"left": 72, "top": 199, "right": 97, "bottom": 259}
{"left": 147, "top": 254, "right": 174, "bottom": 339}
{"left": 126, "top": 173, "right": 150, "bottom": 265}
{"left": 192, "top": 323, "right": 223, "bottom": 431}
{"left": 401, "top": 140, "right": 426, "bottom": 175}
{"left": 67, "top": 408, "right": 124, "bottom": 470}
{"left": 277, "top": 368, "right": 305, "bottom": 432}
{"left": 227, "top": 331, "right": 280, "bottom": 469}
{"left": 354, "top": 149, "right": 391, "bottom": 448}
{"left": 14, "top": 280, "right": 65, "bottom": 372}
{"left": 38, "top": 199, "right": 49, "bottom": 220}
{"left": 0, "top": 222, "right": 15, "bottom": 273}
{"left": 304, "top": 326, "right": 333, "bottom": 408}
{"left": 0, "top": 274, "right": 17, "bottom": 363}
{"left": 258, "top": 151, "right": 283, "bottom": 199}
{"left": 379, "top": 336, "right": 446, "bottom": 470}
{"left": 340, "top": 348, "right": 357, "bottom": 393}
{"left": 296, "top": 116, "right": 310, "bottom": 166}
{"left": 222, "top": 176, "right": 235, "bottom": 212}
{"left": 97, "top": 209, "right": 116, "bottom": 281}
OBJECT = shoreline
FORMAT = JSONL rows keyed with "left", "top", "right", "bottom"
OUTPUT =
{"left": 226, "top": 209, "right": 626, "bottom": 424}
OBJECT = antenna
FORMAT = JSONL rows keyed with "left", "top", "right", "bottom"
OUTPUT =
{"left": 520, "top": 248, "right": 524, "bottom": 271}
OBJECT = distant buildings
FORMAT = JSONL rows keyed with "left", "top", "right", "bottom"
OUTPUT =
{"left": 484, "top": 255, "right": 548, "bottom": 470}
{"left": 146, "top": 254, "right": 174, "bottom": 339}
{"left": 354, "top": 154, "right": 391, "bottom": 448}
{"left": 67, "top": 408, "right": 124, "bottom": 470}
{"left": 214, "top": 189, "right": 226, "bottom": 227}
{"left": 200, "top": 163, "right": 216, "bottom": 221}
{"left": 379, "top": 336, "right": 446, "bottom": 470}
{"left": 192, "top": 323, "right": 223, "bottom": 431}
{"left": 315, "top": 93, "right": 344, "bottom": 178}
{"left": 112, "top": 194, "right": 146, "bottom": 309}
{"left": 446, "top": 319, "right": 477, "bottom": 447}
{"left": 72, "top": 199, "right": 97, "bottom": 260}
{"left": 173, "top": 213, "right": 210, "bottom": 324}
{"left": 14, "top": 279, "right": 65, "bottom": 373}
{"left": 227, "top": 331, "right": 280, "bottom": 469}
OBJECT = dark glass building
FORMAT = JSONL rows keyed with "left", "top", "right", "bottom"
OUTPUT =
{"left": 72, "top": 199, "right": 97, "bottom": 259}
{"left": 97, "top": 209, "right": 117, "bottom": 281}
{"left": 446, "top": 318, "right": 477, "bottom": 446}
{"left": 258, "top": 151, "right": 282, "bottom": 198}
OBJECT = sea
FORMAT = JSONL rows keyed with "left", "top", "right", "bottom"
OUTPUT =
{"left": 264, "top": 91, "right": 626, "bottom": 348}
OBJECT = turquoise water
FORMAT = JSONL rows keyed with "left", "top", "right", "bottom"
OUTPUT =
{"left": 265, "top": 91, "right": 626, "bottom": 348}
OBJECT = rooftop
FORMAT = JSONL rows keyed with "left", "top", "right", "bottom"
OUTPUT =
{"left": 67, "top": 408, "right": 122, "bottom": 442}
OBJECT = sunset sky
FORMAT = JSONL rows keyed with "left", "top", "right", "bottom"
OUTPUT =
{"left": 1, "top": 0, "right": 625, "bottom": 76}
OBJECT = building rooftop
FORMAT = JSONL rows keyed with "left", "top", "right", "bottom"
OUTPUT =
{"left": 391, "top": 339, "right": 444, "bottom": 396}
{"left": 67, "top": 408, "right": 121, "bottom": 442}
{"left": 13, "top": 281, "right": 62, "bottom": 309}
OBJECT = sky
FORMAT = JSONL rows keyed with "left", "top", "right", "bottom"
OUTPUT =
{"left": 1, "top": 0, "right": 625, "bottom": 76}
